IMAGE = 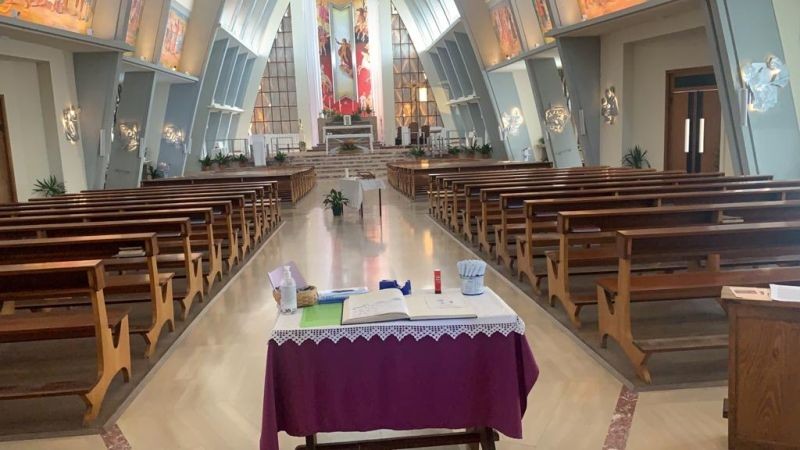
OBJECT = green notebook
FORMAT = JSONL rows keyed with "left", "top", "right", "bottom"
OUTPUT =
{"left": 300, "top": 303, "right": 343, "bottom": 328}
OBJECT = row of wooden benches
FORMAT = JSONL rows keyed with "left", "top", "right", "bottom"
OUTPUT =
{"left": 421, "top": 165, "right": 800, "bottom": 382}
{"left": 0, "top": 178, "right": 284, "bottom": 423}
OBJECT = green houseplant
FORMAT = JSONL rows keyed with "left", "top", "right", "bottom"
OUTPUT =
{"left": 462, "top": 141, "right": 481, "bottom": 158}
{"left": 212, "top": 152, "right": 230, "bottom": 169}
{"left": 33, "top": 175, "right": 66, "bottom": 197}
{"left": 199, "top": 155, "right": 213, "bottom": 171}
{"left": 447, "top": 146, "right": 461, "bottom": 157}
{"left": 323, "top": 189, "right": 349, "bottom": 216}
{"left": 144, "top": 163, "right": 164, "bottom": 180}
{"left": 622, "top": 145, "right": 651, "bottom": 169}
{"left": 274, "top": 151, "right": 287, "bottom": 164}
{"left": 408, "top": 146, "right": 426, "bottom": 158}
{"left": 478, "top": 143, "right": 493, "bottom": 158}
{"left": 339, "top": 141, "right": 359, "bottom": 152}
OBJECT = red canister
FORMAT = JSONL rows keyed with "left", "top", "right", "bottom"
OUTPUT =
{"left": 434, "top": 269, "right": 442, "bottom": 294}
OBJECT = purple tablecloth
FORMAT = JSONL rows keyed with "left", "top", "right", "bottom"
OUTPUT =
{"left": 260, "top": 332, "right": 538, "bottom": 450}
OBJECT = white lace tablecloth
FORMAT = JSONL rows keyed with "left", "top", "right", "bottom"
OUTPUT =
{"left": 270, "top": 287, "right": 525, "bottom": 346}
{"left": 339, "top": 178, "right": 386, "bottom": 209}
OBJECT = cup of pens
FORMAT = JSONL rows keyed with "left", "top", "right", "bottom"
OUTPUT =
{"left": 457, "top": 260, "right": 486, "bottom": 296}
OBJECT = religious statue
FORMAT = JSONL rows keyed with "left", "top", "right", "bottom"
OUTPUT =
{"left": 335, "top": 38, "right": 353, "bottom": 77}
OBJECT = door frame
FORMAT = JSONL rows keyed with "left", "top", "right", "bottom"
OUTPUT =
{"left": 663, "top": 66, "right": 718, "bottom": 171}
{"left": 0, "top": 95, "right": 17, "bottom": 202}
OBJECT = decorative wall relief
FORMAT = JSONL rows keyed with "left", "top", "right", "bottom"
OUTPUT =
{"left": 163, "top": 124, "right": 185, "bottom": 145}
{"left": 545, "top": 106, "right": 570, "bottom": 133}
{"left": 742, "top": 55, "right": 790, "bottom": 112}
{"left": 126, "top": 0, "right": 145, "bottom": 47}
{"left": 501, "top": 107, "right": 524, "bottom": 136}
{"left": 490, "top": 1, "right": 523, "bottom": 59}
{"left": 532, "top": 0, "right": 554, "bottom": 43}
{"left": 160, "top": 1, "right": 189, "bottom": 69}
{"left": 601, "top": 87, "right": 619, "bottom": 124}
{"left": 0, "top": 0, "right": 95, "bottom": 34}
{"left": 62, "top": 106, "right": 80, "bottom": 143}
{"left": 577, "top": 0, "right": 645, "bottom": 20}
{"left": 119, "top": 122, "right": 141, "bottom": 153}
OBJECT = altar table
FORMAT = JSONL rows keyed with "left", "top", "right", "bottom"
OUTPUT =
{"left": 260, "top": 288, "right": 539, "bottom": 450}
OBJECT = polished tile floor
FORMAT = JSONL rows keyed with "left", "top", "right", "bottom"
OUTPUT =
{"left": 0, "top": 182, "right": 728, "bottom": 450}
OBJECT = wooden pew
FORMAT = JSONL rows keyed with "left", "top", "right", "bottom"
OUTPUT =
{"left": 0, "top": 260, "right": 131, "bottom": 424}
{"left": 454, "top": 171, "right": 726, "bottom": 242}
{"left": 516, "top": 186, "right": 800, "bottom": 290}
{"left": 595, "top": 221, "right": 800, "bottom": 383}
{"left": 0, "top": 199, "right": 241, "bottom": 272}
{"left": 548, "top": 200, "right": 800, "bottom": 327}
{"left": 0, "top": 233, "right": 175, "bottom": 357}
{"left": 0, "top": 208, "right": 223, "bottom": 290}
{"left": 0, "top": 219, "right": 202, "bottom": 319}
{"left": 490, "top": 177, "right": 789, "bottom": 268}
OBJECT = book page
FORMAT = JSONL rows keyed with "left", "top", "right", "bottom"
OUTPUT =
{"left": 770, "top": 284, "right": 800, "bottom": 302}
{"left": 342, "top": 288, "right": 409, "bottom": 324}
{"left": 406, "top": 293, "right": 477, "bottom": 321}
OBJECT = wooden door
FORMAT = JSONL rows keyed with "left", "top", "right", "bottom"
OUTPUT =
{"left": 664, "top": 67, "right": 721, "bottom": 173}
{"left": 0, "top": 96, "right": 16, "bottom": 203}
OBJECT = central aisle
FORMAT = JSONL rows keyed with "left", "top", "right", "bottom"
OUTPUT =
{"left": 0, "top": 182, "right": 727, "bottom": 450}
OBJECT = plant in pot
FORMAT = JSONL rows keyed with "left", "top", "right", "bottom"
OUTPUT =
{"left": 323, "top": 189, "right": 349, "bottom": 217}
{"left": 212, "top": 152, "right": 230, "bottom": 170}
{"left": 199, "top": 155, "right": 213, "bottom": 171}
{"left": 33, "top": 175, "right": 66, "bottom": 197}
{"left": 274, "top": 151, "right": 288, "bottom": 165}
{"left": 462, "top": 142, "right": 480, "bottom": 158}
{"left": 622, "top": 145, "right": 651, "bottom": 169}
{"left": 408, "top": 146, "right": 426, "bottom": 158}
{"left": 447, "top": 146, "right": 461, "bottom": 158}
{"left": 143, "top": 163, "right": 164, "bottom": 180}
{"left": 338, "top": 141, "right": 359, "bottom": 152}
{"left": 478, "top": 143, "right": 493, "bottom": 159}
{"left": 236, "top": 154, "right": 250, "bottom": 166}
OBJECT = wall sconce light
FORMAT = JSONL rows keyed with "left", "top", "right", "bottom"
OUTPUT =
{"left": 163, "top": 124, "right": 185, "bottom": 145}
{"left": 742, "top": 55, "right": 790, "bottom": 112}
{"left": 119, "top": 122, "right": 141, "bottom": 153}
{"left": 545, "top": 105, "right": 570, "bottom": 133}
{"left": 62, "top": 105, "right": 80, "bottom": 143}
{"left": 501, "top": 107, "right": 524, "bottom": 138}
{"left": 601, "top": 87, "right": 619, "bottom": 125}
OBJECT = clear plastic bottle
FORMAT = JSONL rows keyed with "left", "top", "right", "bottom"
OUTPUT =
{"left": 279, "top": 265, "right": 297, "bottom": 314}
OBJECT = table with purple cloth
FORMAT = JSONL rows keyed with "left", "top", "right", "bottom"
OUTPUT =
{"left": 260, "top": 288, "right": 539, "bottom": 450}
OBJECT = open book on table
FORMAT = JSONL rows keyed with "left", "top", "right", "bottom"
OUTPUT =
{"left": 342, "top": 288, "right": 478, "bottom": 325}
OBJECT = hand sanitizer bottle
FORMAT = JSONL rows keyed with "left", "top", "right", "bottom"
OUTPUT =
{"left": 280, "top": 265, "right": 297, "bottom": 314}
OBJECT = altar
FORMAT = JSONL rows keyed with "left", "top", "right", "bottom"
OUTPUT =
{"left": 323, "top": 123, "right": 374, "bottom": 154}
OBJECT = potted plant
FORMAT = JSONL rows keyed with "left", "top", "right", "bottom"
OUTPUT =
{"left": 447, "top": 146, "right": 461, "bottom": 158}
{"left": 478, "top": 143, "right": 493, "bottom": 159}
{"left": 462, "top": 142, "right": 480, "bottom": 158}
{"left": 274, "top": 151, "right": 288, "bottom": 164}
{"left": 199, "top": 155, "right": 213, "bottom": 171}
{"left": 323, "top": 189, "right": 349, "bottom": 217}
{"left": 338, "top": 141, "right": 359, "bottom": 152}
{"left": 235, "top": 154, "right": 250, "bottom": 167}
{"left": 622, "top": 145, "right": 651, "bottom": 169}
{"left": 33, "top": 175, "right": 66, "bottom": 197}
{"left": 408, "top": 146, "right": 426, "bottom": 158}
{"left": 143, "top": 163, "right": 164, "bottom": 180}
{"left": 212, "top": 152, "right": 230, "bottom": 170}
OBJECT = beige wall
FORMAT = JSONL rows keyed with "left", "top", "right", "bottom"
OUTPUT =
{"left": 598, "top": 8, "right": 731, "bottom": 171}
{"left": 774, "top": 0, "right": 800, "bottom": 134}
{"left": 0, "top": 39, "right": 86, "bottom": 199}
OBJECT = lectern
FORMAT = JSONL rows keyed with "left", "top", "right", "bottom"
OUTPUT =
{"left": 721, "top": 286, "right": 800, "bottom": 449}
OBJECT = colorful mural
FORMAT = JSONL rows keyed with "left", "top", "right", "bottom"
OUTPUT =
{"left": 160, "top": 1, "right": 189, "bottom": 69}
{"left": 490, "top": 1, "right": 522, "bottom": 59}
{"left": 578, "top": 0, "right": 645, "bottom": 20}
{"left": 0, "top": 0, "right": 95, "bottom": 35}
{"left": 316, "top": 0, "right": 372, "bottom": 115}
{"left": 532, "top": 0, "right": 554, "bottom": 43}
{"left": 125, "top": 0, "right": 144, "bottom": 47}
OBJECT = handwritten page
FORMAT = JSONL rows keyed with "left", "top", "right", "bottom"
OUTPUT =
{"left": 342, "top": 289, "right": 409, "bottom": 325}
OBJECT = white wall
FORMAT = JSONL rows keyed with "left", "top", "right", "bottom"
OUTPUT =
{"left": 0, "top": 38, "right": 86, "bottom": 198}
{"left": 774, "top": 0, "right": 800, "bottom": 134}
{"left": 0, "top": 59, "right": 53, "bottom": 201}
{"left": 598, "top": 8, "right": 730, "bottom": 170}
{"left": 513, "top": 69, "right": 543, "bottom": 153}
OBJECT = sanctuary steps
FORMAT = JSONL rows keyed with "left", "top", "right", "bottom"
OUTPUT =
{"left": 289, "top": 148, "right": 410, "bottom": 180}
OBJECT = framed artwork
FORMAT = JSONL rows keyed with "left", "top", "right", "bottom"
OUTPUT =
{"left": 0, "top": 0, "right": 95, "bottom": 34}
{"left": 490, "top": 1, "right": 522, "bottom": 59}
{"left": 126, "top": 0, "right": 145, "bottom": 47}
{"left": 577, "top": 0, "right": 645, "bottom": 20}
{"left": 160, "top": 1, "right": 190, "bottom": 69}
{"left": 532, "top": 0, "right": 555, "bottom": 43}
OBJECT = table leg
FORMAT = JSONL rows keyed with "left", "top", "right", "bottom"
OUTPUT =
{"left": 378, "top": 189, "right": 382, "bottom": 217}
{"left": 305, "top": 435, "right": 317, "bottom": 450}
{"left": 479, "top": 427, "right": 497, "bottom": 450}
